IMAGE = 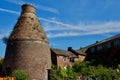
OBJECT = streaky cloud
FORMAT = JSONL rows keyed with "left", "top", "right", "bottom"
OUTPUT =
{"left": 5, "top": 0, "right": 59, "bottom": 14}
{"left": 39, "top": 17, "right": 71, "bottom": 26}
{"left": 0, "top": 7, "right": 60, "bottom": 23}
{"left": 36, "top": 5, "right": 59, "bottom": 14}
{"left": 40, "top": 18, "right": 86, "bottom": 31}
{"left": 0, "top": 8, "right": 19, "bottom": 15}
{"left": 5, "top": 0, "right": 24, "bottom": 5}
{"left": 0, "top": 7, "right": 120, "bottom": 38}
{"left": 43, "top": 20, "right": 120, "bottom": 38}
{"left": 47, "top": 32, "right": 80, "bottom": 38}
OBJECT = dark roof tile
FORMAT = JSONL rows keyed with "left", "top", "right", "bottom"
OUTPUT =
{"left": 51, "top": 48, "right": 77, "bottom": 57}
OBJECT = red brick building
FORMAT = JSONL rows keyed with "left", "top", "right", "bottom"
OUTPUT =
{"left": 81, "top": 34, "right": 120, "bottom": 66}
{"left": 51, "top": 47, "right": 86, "bottom": 68}
{"left": 51, "top": 34, "right": 120, "bottom": 67}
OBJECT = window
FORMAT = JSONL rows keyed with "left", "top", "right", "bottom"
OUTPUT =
{"left": 70, "top": 57, "right": 74, "bottom": 62}
{"left": 90, "top": 47, "right": 95, "bottom": 53}
{"left": 106, "top": 42, "right": 111, "bottom": 48}
{"left": 97, "top": 45, "right": 102, "bottom": 51}
{"left": 114, "top": 39, "right": 120, "bottom": 46}
{"left": 63, "top": 56, "right": 66, "bottom": 61}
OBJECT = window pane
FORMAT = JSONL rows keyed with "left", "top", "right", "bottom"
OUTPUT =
{"left": 90, "top": 47, "right": 95, "bottom": 53}
{"left": 63, "top": 56, "right": 66, "bottom": 61}
{"left": 70, "top": 57, "right": 74, "bottom": 62}
{"left": 106, "top": 42, "right": 111, "bottom": 48}
{"left": 114, "top": 39, "right": 120, "bottom": 46}
{"left": 97, "top": 45, "right": 102, "bottom": 51}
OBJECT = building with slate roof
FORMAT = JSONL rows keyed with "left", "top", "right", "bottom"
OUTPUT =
{"left": 52, "top": 34, "right": 120, "bottom": 68}
{"left": 80, "top": 34, "right": 120, "bottom": 66}
{"left": 51, "top": 47, "right": 86, "bottom": 68}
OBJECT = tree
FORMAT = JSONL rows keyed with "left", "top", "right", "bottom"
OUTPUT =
{"left": 0, "top": 58, "right": 4, "bottom": 76}
{"left": 2, "top": 36, "right": 8, "bottom": 44}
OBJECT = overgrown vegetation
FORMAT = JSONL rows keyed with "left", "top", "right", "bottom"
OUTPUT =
{"left": 2, "top": 36, "right": 8, "bottom": 44}
{"left": 50, "top": 61, "right": 120, "bottom": 80}
{"left": 0, "top": 58, "right": 4, "bottom": 76}
{"left": 5, "top": 76, "right": 10, "bottom": 80}
{"left": 12, "top": 70, "right": 28, "bottom": 80}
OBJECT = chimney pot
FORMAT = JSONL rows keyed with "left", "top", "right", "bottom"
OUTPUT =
{"left": 68, "top": 47, "right": 72, "bottom": 51}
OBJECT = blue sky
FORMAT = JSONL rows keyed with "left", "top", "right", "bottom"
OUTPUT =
{"left": 0, "top": 0, "right": 120, "bottom": 57}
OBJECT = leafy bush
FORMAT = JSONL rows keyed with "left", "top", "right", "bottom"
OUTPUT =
{"left": 50, "top": 65, "right": 76, "bottom": 80}
{"left": 6, "top": 76, "right": 10, "bottom": 80}
{"left": 50, "top": 61, "right": 120, "bottom": 80}
{"left": 12, "top": 70, "right": 28, "bottom": 80}
{"left": 2, "top": 36, "right": 8, "bottom": 44}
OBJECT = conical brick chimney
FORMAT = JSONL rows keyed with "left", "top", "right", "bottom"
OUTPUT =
{"left": 3, "top": 4, "right": 51, "bottom": 80}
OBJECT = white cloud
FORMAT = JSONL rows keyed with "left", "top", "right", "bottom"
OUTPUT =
{"left": 39, "top": 17, "right": 68, "bottom": 26}
{"left": 5, "top": 0, "right": 24, "bottom": 5}
{"left": 0, "top": 8, "right": 19, "bottom": 15}
{"left": 0, "top": 7, "right": 119, "bottom": 38}
{"left": 43, "top": 20, "right": 120, "bottom": 38}
{"left": 47, "top": 32, "right": 80, "bottom": 38}
{"left": 5, "top": 0, "right": 59, "bottom": 14}
{"left": 40, "top": 18, "right": 86, "bottom": 31}
{"left": 36, "top": 5, "right": 59, "bottom": 14}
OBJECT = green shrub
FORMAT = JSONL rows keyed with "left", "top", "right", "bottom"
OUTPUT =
{"left": 12, "top": 70, "right": 28, "bottom": 80}
{"left": 50, "top": 62, "right": 120, "bottom": 80}
{"left": 6, "top": 76, "right": 10, "bottom": 80}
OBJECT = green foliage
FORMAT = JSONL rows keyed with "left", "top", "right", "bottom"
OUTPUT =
{"left": 50, "top": 65, "right": 76, "bottom": 80}
{"left": 2, "top": 36, "right": 8, "bottom": 44}
{"left": 50, "top": 62, "right": 120, "bottom": 80}
{"left": 0, "top": 58, "right": 4, "bottom": 65}
{"left": 66, "top": 66, "right": 76, "bottom": 80}
{"left": 6, "top": 76, "right": 10, "bottom": 80}
{"left": 0, "top": 58, "right": 4, "bottom": 75}
{"left": 117, "top": 64, "right": 120, "bottom": 70}
{"left": 95, "top": 66, "right": 111, "bottom": 80}
{"left": 12, "top": 70, "right": 28, "bottom": 80}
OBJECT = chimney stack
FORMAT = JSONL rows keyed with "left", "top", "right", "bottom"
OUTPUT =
{"left": 22, "top": 4, "right": 36, "bottom": 14}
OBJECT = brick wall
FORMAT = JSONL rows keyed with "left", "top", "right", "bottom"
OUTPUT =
{"left": 3, "top": 40, "right": 51, "bottom": 80}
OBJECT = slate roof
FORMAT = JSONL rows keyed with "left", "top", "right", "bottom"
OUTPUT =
{"left": 84, "top": 34, "right": 120, "bottom": 48}
{"left": 75, "top": 49, "right": 87, "bottom": 56}
{"left": 51, "top": 48, "right": 77, "bottom": 57}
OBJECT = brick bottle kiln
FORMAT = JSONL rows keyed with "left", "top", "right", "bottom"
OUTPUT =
{"left": 3, "top": 4, "right": 51, "bottom": 80}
